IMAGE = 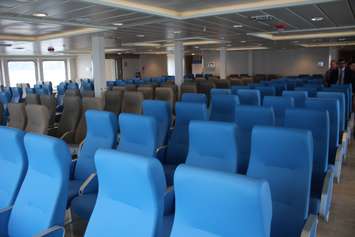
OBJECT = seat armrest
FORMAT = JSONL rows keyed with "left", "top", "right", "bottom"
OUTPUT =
{"left": 319, "top": 169, "right": 334, "bottom": 222}
{"left": 300, "top": 214, "right": 318, "bottom": 237}
{"left": 79, "top": 173, "right": 97, "bottom": 195}
{"left": 70, "top": 159, "right": 77, "bottom": 180}
{"left": 0, "top": 206, "right": 12, "bottom": 236}
{"left": 34, "top": 225, "right": 65, "bottom": 237}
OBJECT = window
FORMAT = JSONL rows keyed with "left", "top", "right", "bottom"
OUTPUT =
{"left": 42, "top": 60, "right": 67, "bottom": 88}
{"left": 8, "top": 61, "right": 37, "bottom": 87}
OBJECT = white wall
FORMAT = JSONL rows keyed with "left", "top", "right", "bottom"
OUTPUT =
{"left": 202, "top": 48, "right": 329, "bottom": 76}
{"left": 139, "top": 54, "right": 167, "bottom": 78}
{"left": 122, "top": 57, "right": 139, "bottom": 79}
{"left": 76, "top": 54, "right": 92, "bottom": 80}
{"left": 105, "top": 59, "right": 116, "bottom": 81}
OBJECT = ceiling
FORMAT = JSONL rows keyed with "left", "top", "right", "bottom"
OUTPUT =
{"left": 0, "top": 0, "right": 354, "bottom": 55}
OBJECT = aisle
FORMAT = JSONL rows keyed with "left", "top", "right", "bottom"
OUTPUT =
{"left": 318, "top": 138, "right": 355, "bottom": 237}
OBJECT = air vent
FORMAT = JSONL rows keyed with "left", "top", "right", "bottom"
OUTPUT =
{"left": 250, "top": 15, "right": 273, "bottom": 21}
{"left": 0, "top": 42, "right": 12, "bottom": 47}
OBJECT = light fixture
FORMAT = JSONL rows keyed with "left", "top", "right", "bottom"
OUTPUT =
{"left": 311, "top": 17, "right": 324, "bottom": 22}
{"left": 113, "top": 23, "right": 124, "bottom": 26}
{"left": 227, "top": 44, "right": 232, "bottom": 47}
{"left": 233, "top": 24, "right": 243, "bottom": 28}
{"left": 32, "top": 12, "right": 48, "bottom": 17}
{"left": 136, "top": 34, "right": 145, "bottom": 38}
{"left": 14, "top": 47, "right": 24, "bottom": 50}
{"left": 300, "top": 41, "right": 355, "bottom": 48}
{"left": 227, "top": 46, "right": 268, "bottom": 51}
{"left": 174, "top": 31, "right": 181, "bottom": 34}
{"left": 338, "top": 38, "right": 346, "bottom": 41}
{"left": 240, "top": 40, "right": 247, "bottom": 43}
{"left": 191, "top": 53, "right": 195, "bottom": 55}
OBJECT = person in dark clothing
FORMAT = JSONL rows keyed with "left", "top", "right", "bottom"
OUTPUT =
{"left": 349, "top": 61, "right": 355, "bottom": 93}
{"left": 325, "top": 59, "right": 339, "bottom": 86}
{"left": 339, "top": 59, "right": 352, "bottom": 85}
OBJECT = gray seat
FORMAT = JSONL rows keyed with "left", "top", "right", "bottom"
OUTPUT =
{"left": 25, "top": 104, "right": 49, "bottom": 134}
{"left": 214, "top": 79, "right": 231, "bottom": 89}
{"left": 25, "top": 94, "right": 40, "bottom": 105}
{"left": 180, "top": 83, "right": 197, "bottom": 99}
{"left": 112, "top": 86, "right": 125, "bottom": 94}
{"left": 49, "top": 96, "right": 81, "bottom": 140}
{"left": 81, "top": 90, "right": 95, "bottom": 98}
{"left": 155, "top": 87, "right": 175, "bottom": 111}
{"left": 65, "top": 89, "right": 81, "bottom": 97}
{"left": 40, "top": 95, "right": 56, "bottom": 127}
{"left": 121, "top": 91, "right": 143, "bottom": 114}
{"left": 137, "top": 86, "right": 154, "bottom": 100}
{"left": 104, "top": 90, "right": 123, "bottom": 114}
{"left": 73, "top": 97, "right": 104, "bottom": 145}
{"left": 125, "top": 85, "right": 136, "bottom": 91}
{"left": 8, "top": 103, "right": 26, "bottom": 130}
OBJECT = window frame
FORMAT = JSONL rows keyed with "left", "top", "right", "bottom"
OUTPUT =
{"left": 6, "top": 59, "right": 39, "bottom": 87}
{"left": 41, "top": 59, "right": 68, "bottom": 88}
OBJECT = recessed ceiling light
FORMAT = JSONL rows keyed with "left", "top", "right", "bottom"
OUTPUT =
{"left": 311, "top": 17, "right": 324, "bottom": 22}
{"left": 191, "top": 53, "right": 195, "bottom": 55}
{"left": 227, "top": 44, "right": 232, "bottom": 47}
{"left": 136, "top": 34, "right": 145, "bottom": 38}
{"left": 194, "top": 46, "right": 199, "bottom": 49}
{"left": 233, "top": 24, "right": 243, "bottom": 28}
{"left": 174, "top": 31, "right": 181, "bottom": 34}
{"left": 338, "top": 38, "right": 346, "bottom": 41}
{"left": 240, "top": 40, "right": 247, "bottom": 43}
{"left": 113, "top": 23, "right": 123, "bottom": 26}
{"left": 32, "top": 12, "right": 48, "bottom": 17}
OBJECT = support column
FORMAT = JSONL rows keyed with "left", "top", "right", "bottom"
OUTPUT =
{"left": 219, "top": 47, "right": 227, "bottom": 79}
{"left": 328, "top": 47, "right": 338, "bottom": 67}
{"left": 174, "top": 41, "right": 184, "bottom": 86}
{"left": 92, "top": 34, "right": 106, "bottom": 97}
{"left": 248, "top": 50, "right": 254, "bottom": 76}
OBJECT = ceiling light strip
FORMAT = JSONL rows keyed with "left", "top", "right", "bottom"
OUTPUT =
{"left": 300, "top": 41, "right": 355, "bottom": 48}
{"left": 250, "top": 30, "right": 355, "bottom": 41}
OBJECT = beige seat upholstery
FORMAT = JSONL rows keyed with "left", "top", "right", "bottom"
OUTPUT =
{"left": 137, "top": 86, "right": 154, "bottom": 100}
{"left": 25, "top": 104, "right": 49, "bottom": 134}
{"left": 180, "top": 83, "right": 197, "bottom": 99}
{"left": 155, "top": 87, "right": 175, "bottom": 110}
{"left": 197, "top": 80, "right": 216, "bottom": 99}
{"left": 65, "top": 89, "right": 81, "bottom": 97}
{"left": 125, "top": 85, "right": 137, "bottom": 91}
{"left": 40, "top": 95, "right": 56, "bottom": 127}
{"left": 121, "top": 91, "right": 143, "bottom": 114}
{"left": 8, "top": 103, "right": 26, "bottom": 130}
{"left": 104, "top": 90, "right": 123, "bottom": 114}
{"left": 81, "top": 90, "right": 95, "bottom": 97}
{"left": 73, "top": 97, "right": 104, "bottom": 145}
{"left": 213, "top": 79, "right": 231, "bottom": 89}
{"left": 25, "top": 94, "right": 40, "bottom": 105}
{"left": 112, "top": 86, "right": 125, "bottom": 93}
{"left": 49, "top": 96, "right": 81, "bottom": 140}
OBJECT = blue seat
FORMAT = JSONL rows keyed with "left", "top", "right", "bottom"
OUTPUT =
{"left": 263, "top": 96, "right": 295, "bottom": 126}
{"left": 284, "top": 109, "right": 333, "bottom": 220}
{"left": 210, "top": 94, "right": 239, "bottom": 122}
{"left": 143, "top": 100, "right": 171, "bottom": 147}
{"left": 0, "top": 133, "right": 71, "bottom": 237}
{"left": 84, "top": 149, "right": 168, "bottom": 237}
{"left": 0, "top": 91, "right": 11, "bottom": 124}
{"left": 233, "top": 89, "right": 261, "bottom": 106}
{"left": 231, "top": 85, "right": 250, "bottom": 94}
{"left": 10, "top": 87, "right": 23, "bottom": 103}
{"left": 330, "top": 84, "right": 352, "bottom": 118}
{"left": 235, "top": 106, "right": 275, "bottom": 174}
{"left": 117, "top": 113, "right": 158, "bottom": 157}
{"left": 164, "top": 102, "right": 208, "bottom": 186}
{"left": 181, "top": 93, "right": 207, "bottom": 104}
{"left": 69, "top": 111, "right": 117, "bottom": 219}
{"left": 282, "top": 91, "right": 308, "bottom": 107}
{"left": 185, "top": 121, "right": 238, "bottom": 173}
{"left": 317, "top": 92, "right": 345, "bottom": 132}
{"left": 210, "top": 88, "right": 231, "bottom": 95}
{"left": 0, "top": 127, "right": 27, "bottom": 209}
{"left": 255, "top": 86, "right": 276, "bottom": 99}
{"left": 67, "top": 82, "right": 79, "bottom": 90}
{"left": 247, "top": 126, "right": 317, "bottom": 237}
{"left": 295, "top": 87, "right": 318, "bottom": 97}
{"left": 171, "top": 165, "right": 272, "bottom": 237}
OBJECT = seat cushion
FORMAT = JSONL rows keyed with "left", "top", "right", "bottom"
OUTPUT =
{"left": 68, "top": 180, "right": 83, "bottom": 204}
{"left": 71, "top": 194, "right": 97, "bottom": 220}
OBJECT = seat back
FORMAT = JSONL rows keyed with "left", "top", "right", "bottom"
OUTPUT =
{"left": 8, "top": 103, "right": 26, "bottom": 130}
{"left": 75, "top": 111, "right": 118, "bottom": 181}
{"left": 210, "top": 88, "right": 231, "bottom": 96}
{"left": 263, "top": 96, "right": 295, "bottom": 126}
{"left": 213, "top": 79, "right": 231, "bottom": 89}
{"left": 143, "top": 100, "right": 171, "bottom": 147}
{"left": 74, "top": 97, "right": 104, "bottom": 145}
{"left": 305, "top": 98, "right": 339, "bottom": 163}
{"left": 25, "top": 93, "right": 40, "bottom": 105}
{"left": 81, "top": 90, "right": 95, "bottom": 98}
{"left": 171, "top": 165, "right": 272, "bottom": 237}
{"left": 186, "top": 121, "right": 238, "bottom": 172}
{"left": 295, "top": 87, "right": 317, "bottom": 97}
{"left": 181, "top": 93, "right": 207, "bottom": 104}
{"left": 328, "top": 85, "right": 351, "bottom": 118}
{"left": 0, "top": 127, "right": 27, "bottom": 208}
{"left": 317, "top": 92, "right": 345, "bottom": 132}
{"left": 234, "top": 89, "right": 261, "bottom": 106}
{"left": 10, "top": 87, "right": 22, "bottom": 103}
{"left": 8, "top": 134, "right": 70, "bottom": 236}
{"left": 210, "top": 94, "right": 239, "bottom": 122}
{"left": 57, "top": 96, "right": 81, "bottom": 137}
{"left": 121, "top": 91, "right": 143, "bottom": 114}
{"left": 65, "top": 88, "right": 81, "bottom": 97}
{"left": 255, "top": 86, "right": 276, "bottom": 99}
{"left": 25, "top": 105, "right": 49, "bottom": 134}
{"left": 180, "top": 83, "right": 197, "bottom": 98}
{"left": 235, "top": 106, "right": 275, "bottom": 174}
{"left": 155, "top": 87, "right": 175, "bottom": 111}
{"left": 284, "top": 109, "right": 329, "bottom": 196}
{"left": 282, "top": 91, "right": 308, "bottom": 107}
{"left": 166, "top": 102, "right": 208, "bottom": 165}
{"left": 85, "top": 150, "right": 165, "bottom": 237}
{"left": 137, "top": 86, "right": 154, "bottom": 100}
{"left": 104, "top": 90, "right": 123, "bottom": 114}
{"left": 247, "top": 126, "right": 313, "bottom": 237}
{"left": 118, "top": 113, "right": 158, "bottom": 157}
{"left": 39, "top": 95, "right": 56, "bottom": 127}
